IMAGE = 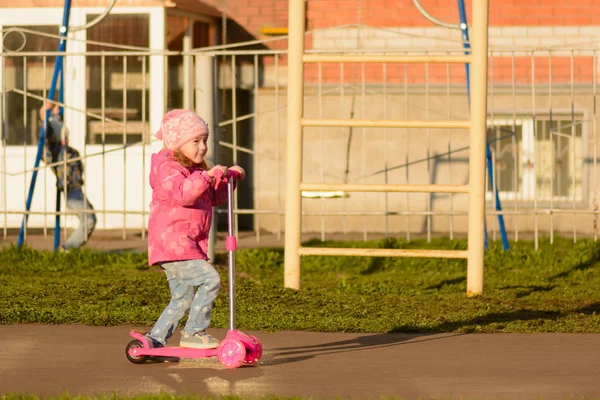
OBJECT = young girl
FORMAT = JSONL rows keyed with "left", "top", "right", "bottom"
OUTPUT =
{"left": 146, "top": 109, "right": 245, "bottom": 349}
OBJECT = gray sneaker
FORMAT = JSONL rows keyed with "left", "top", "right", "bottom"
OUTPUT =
{"left": 180, "top": 331, "right": 220, "bottom": 349}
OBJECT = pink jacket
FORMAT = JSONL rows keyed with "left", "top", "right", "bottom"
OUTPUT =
{"left": 147, "top": 149, "right": 231, "bottom": 266}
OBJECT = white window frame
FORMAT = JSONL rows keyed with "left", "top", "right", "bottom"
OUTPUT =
{"left": 0, "top": 9, "right": 68, "bottom": 156}
{"left": 0, "top": 6, "right": 165, "bottom": 151}
{"left": 485, "top": 118, "right": 531, "bottom": 202}
{"left": 80, "top": 7, "right": 165, "bottom": 152}
{"left": 486, "top": 114, "right": 587, "bottom": 204}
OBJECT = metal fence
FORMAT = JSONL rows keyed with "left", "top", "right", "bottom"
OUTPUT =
{"left": 2, "top": 26, "right": 600, "bottom": 249}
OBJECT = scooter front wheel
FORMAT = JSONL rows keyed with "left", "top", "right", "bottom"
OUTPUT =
{"left": 126, "top": 339, "right": 149, "bottom": 364}
{"left": 218, "top": 339, "right": 246, "bottom": 369}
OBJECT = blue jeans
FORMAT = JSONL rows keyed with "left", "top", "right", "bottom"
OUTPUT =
{"left": 63, "top": 188, "right": 96, "bottom": 250}
{"left": 149, "top": 259, "right": 221, "bottom": 346}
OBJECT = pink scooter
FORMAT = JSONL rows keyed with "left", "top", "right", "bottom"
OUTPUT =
{"left": 125, "top": 171, "right": 263, "bottom": 368}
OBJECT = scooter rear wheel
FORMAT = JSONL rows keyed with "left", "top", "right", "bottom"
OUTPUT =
{"left": 126, "top": 339, "right": 149, "bottom": 364}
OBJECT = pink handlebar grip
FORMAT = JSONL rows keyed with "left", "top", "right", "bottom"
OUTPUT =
{"left": 226, "top": 236, "right": 237, "bottom": 251}
{"left": 227, "top": 169, "right": 242, "bottom": 180}
{"left": 212, "top": 169, "right": 242, "bottom": 181}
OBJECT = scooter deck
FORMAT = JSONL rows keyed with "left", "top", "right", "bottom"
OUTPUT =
{"left": 128, "top": 331, "right": 218, "bottom": 359}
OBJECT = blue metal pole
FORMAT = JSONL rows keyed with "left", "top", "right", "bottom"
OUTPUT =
{"left": 59, "top": 64, "right": 65, "bottom": 119}
{"left": 457, "top": 0, "right": 509, "bottom": 251}
{"left": 484, "top": 215, "right": 489, "bottom": 249}
{"left": 486, "top": 142, "right": 510, "bottom": 250}
{"left": 17, "top": 0, "right": 72, "bottom": 249}
{"left": 54, "top": 54, "right": 66, "bottom": 251}
{"left": 457, "top": 0, "right": 471, "bottom": 100}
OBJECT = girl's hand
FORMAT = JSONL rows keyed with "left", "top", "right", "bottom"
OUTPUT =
{"left": 207, "top": 165, "right": 228, "bottom": 179}
{"left": 207, "top": 165, "right": 228, "bottom": 178}
{"left": 39, "top": 102, "right": 59, "bottom": 121}
{"left": 229, "top": 165, "right": 246, "bottom": 180}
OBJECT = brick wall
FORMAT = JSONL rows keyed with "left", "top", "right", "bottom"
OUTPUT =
{"left": 306, "top": 0, "right": 600, "bottom": 28}
{"left": 211, "top": 0, "right": 600, "bottom": 86}
{"left": 299, "top": 24, "right": 600, "bottom": 85}
{"left": 3, "top": 0, "right": 598, "bottom": 85}
{"left": 207, "top": 0, "right": 600, "bottom": 40}
{"left": 200, "top": 0, "right": 288, "bottom": 43}
{"left": 5, "top": 0, "right": 599, "bottom": 38}
{"left": 299, "top": 56, "right": 596, "bottom": 86}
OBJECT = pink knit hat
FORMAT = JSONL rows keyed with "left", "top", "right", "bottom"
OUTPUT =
{"left": 156, "top": 109, "right": 209, "bottom": 150}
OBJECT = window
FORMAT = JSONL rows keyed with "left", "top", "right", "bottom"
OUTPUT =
{"left": 85, "top": 14, "right": 150, "bottom": 145}
{"left": 487, "top": 115, "right": 585, "bottom": 202}
{"left": 215, "top": 88, "right": 255, "bottom": 231}
{"left": 166, "top": 16, "right": 212, "bottom": 110}
{"left": 2, "top": 25, "right": 59, "bottom": 146}
{"left": 486, "top": 123, "right": 522, "bottom": 196}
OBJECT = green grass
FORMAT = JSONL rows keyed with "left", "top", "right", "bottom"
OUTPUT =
{"left": 1, "top": 395, "right": 596, "bottom": 400}
{"left": 1, "top": 236, "right": 600, "bottom": 333}
{"left": 0, "top": 395, "right": 310, "bottom": 400}
{"left": 0, "top": 396, "right": 427, "bottom": 400}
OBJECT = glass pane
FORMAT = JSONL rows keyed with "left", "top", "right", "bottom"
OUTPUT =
{"left": 166, "top": 15, "right": 185, "bottom": 110}
{"left": 193, "top": 21, "right": 211, "bottom": 48}
{"left": 216, "top": 86, "right": 255, "bottom": 231}
{"left": 533, "top": 117, "right": 583, "bottom": 200}
{"left": 536, "top": 120, "right": 554, "bottom": 200}
{"left": 553, "top": 119, "right": 583, "bottom": 198}
{"left": 85, "top": 14, "right": 150, "bottom": 145}
{"left": 2, "top": 26, "right": 59, "bottom": 146}
{"left": 486, "top": 124, "right": 522, "bottom": 194}
{"left": 165, "top": 18, "right": 212, "bottom": 110}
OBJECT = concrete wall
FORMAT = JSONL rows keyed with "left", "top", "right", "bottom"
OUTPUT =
{"left": 253, "top": 85, "right": 600, "bottom": 237}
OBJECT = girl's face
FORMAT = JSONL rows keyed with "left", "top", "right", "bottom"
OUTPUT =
{"left": 179, "top": 133, "right": 208, "bottom": 164}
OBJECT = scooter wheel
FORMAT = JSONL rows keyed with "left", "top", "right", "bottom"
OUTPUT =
{"left": 218, "top": 339, "right": 246, "bottom": 369}
{"left": 243, "top": 335, "right": 263, "bottom": 365}
{"left": 126, "top": 339, "right": 149, "bottom": 364}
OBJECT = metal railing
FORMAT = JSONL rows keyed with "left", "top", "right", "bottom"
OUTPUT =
{"left": 1, "top": 24, "right": 599, "bottom": 260}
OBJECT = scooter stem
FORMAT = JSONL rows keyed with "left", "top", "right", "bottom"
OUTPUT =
{"left": 226, "top": 177, "right": 236, "bottom": 331}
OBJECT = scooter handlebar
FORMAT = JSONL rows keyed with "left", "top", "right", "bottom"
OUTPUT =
{"left": 212, "top": 168, "right": 243, "bottom": 181}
